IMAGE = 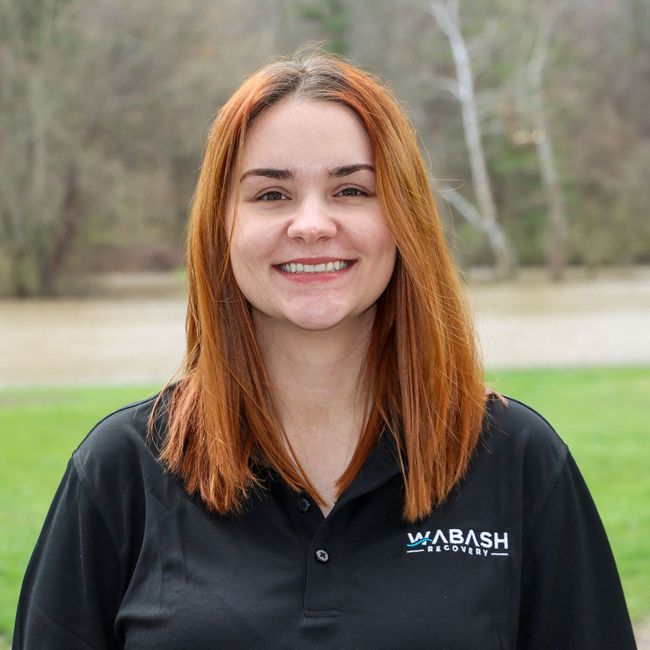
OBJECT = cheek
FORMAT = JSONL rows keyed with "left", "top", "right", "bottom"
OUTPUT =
{"left": 348, "top": 206, "right": 395, "bottom": 251}
{"left": 228, "top": 220, "right": 282, "bottom": 295}
{"left": 231, "top": 217, "right": 284, "bottom": 257}
{"left": 365, "top": 219, "right": 397, "bottom": 268}
{"left": 230, "top": 247, "right": 264, "bottom": 299}
{"left": 230, "top": 220, "right": 264, "bottom": 265}
{"left": 355, "top": 217, "right": 397, "bottom": 301}
{"left": 372, "top": 225, "right": 398, "bottom": 292}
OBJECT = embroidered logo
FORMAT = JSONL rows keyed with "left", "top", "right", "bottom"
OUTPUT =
{"left": 405, "top": 528, "right": 509, "bottom": 557}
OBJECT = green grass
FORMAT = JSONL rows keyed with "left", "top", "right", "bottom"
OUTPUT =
{"left": 486, "top": 366, "right": 650, "bottom": 623}
{"left": 0, "top": 384, "right": 160, "bottom": 646}
{"left": 0, "top": 368, "right": 648, "bottom": 645}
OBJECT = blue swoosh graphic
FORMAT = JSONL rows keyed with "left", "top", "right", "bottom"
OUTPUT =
{"left": 406, "top": 538, "right": 434, "bottom": 547}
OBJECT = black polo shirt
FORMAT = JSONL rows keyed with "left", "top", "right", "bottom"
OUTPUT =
{"left": 13, "top": 392, "right": 636, "bottom": 649}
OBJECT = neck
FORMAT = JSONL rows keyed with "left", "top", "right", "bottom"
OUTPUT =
{"left": 253, "top": 311, "right": 376, "bottom": 513}
{"left": 254, "top": 311, "right": 374, "bottom": 444}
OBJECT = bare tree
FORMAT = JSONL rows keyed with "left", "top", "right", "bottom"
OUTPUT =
{"left": 519, "top": 4, "right": 567, "bottom": 281}
{"left": 0, "top": 0, "right": 80, "bottom": 295}
{"left": 0, "top": 0, "right": 275, "bottom": 296}
{"left": 429, "top": 0, "right": 515, "bottom": 277}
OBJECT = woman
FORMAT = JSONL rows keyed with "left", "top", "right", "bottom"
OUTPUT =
{"left": 14, "top": 52, "right": 635, "bottom": 649}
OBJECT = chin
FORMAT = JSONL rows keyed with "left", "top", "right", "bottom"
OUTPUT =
{"left": 276, "top": 305, "right": 346, "bottom": 331}
{"left": 288, "top": 315, "right": 348, "bottom": 332}
{"left": 284, "top": 305, "right": 376, "bottom": 333}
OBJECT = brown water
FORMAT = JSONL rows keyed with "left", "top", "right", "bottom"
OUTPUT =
{"left": 466, "top": 266, "right": 650, "bottom": 369}
{"left": 1, "top": 268, "right": 649, "bottom": 388}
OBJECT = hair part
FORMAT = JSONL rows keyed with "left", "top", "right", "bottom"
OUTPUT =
{"left": 149, "top": 50, "right": 486, "bottom": 523}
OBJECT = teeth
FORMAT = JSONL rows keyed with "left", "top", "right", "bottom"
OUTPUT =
{"left": 279, "top": 260, "right": 350, "bottom": 274}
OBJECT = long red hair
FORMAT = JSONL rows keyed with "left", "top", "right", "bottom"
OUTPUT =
{"left": 149, "top": 51, "right": 486, "bottom": 523}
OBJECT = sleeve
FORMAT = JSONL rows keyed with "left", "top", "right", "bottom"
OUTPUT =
{"left": 517, "top": 452, "right": 636, "bottom": 649}
{"left": 13, "top": 458, "right": 122, "bottom": 650}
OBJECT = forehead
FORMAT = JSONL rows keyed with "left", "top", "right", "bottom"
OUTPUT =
{"left": 240, "top": 98, "right": 372, "bottom": 173}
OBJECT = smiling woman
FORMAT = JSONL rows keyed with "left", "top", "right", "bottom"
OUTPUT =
{"left": 230, "top": 98, "right": 396, "bottom": 337}
{"left": 13, "top": 51, "right": 635, "bottom": 649}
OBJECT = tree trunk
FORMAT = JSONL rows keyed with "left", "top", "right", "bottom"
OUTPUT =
{"left": 527, "top": 8, "right": 567, "bottom": 281}
{"left": 533, "top": 110, "right": 566, "bottom": 281}
{"left": 431, "top": 0, "right": 515, "bottom": 278}
{"left": 39, "top": 163, "right": 82, "bottom": 295}
{"left": 7, "top": 244, "right": 33, "bottom": 297}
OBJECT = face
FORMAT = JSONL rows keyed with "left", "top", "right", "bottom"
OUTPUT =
{"left": 228, "top": 98, "right": 397, "bottom": 333}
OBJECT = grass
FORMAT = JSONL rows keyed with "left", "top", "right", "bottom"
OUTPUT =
{"left": 486, "top": 366, "right": 650, "bottom": 623}
{"left": 0, "top": 368, "right": 648, "bottom": 645}
{"left": 0, "top": 384, "right": 159, "bottom": 647}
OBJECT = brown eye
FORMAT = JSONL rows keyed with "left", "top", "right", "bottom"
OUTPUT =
{"left": 338, "top": 187, "right": 366, "bottom": 197}
{"left": 258, "top": 191, "right": 288, "bottom": 201}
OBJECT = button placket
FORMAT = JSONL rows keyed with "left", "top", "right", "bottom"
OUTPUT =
{"left": 303, "top": 517, "right": 341, "bottom": 616}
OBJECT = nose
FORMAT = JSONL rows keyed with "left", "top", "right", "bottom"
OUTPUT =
{"left": 286, "top": 196, "right": 337, "bottom": 243}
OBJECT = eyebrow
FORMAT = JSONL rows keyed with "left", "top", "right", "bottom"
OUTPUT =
{"left": 239, "top": 164, "right": 375, "bottom": 182}
{"left": 330, "top": 164, "right": 375, "bottom": 177}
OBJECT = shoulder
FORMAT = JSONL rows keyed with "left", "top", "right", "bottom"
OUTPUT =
{"left": 481, "top": 394, "right": 567, "bottom": 466}
{"left": 72, "top": 388, "right": 171, "bottom": 496}
{"left": 467, "top": 395, "right": 570, "bottom": 524}
{"left": 74, "top": 391, "right": 159, "bottom": 464}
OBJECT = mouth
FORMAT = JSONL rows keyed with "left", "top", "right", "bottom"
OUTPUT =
{"left": 275, "top": 259, "right": 356, "bottom": 274}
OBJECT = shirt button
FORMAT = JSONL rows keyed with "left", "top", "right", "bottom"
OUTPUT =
{"left": 297, "top": 497, "right": 311, "bottom": 513}
{"left": 315, "top": 549, "right": 330, "bottom": 563}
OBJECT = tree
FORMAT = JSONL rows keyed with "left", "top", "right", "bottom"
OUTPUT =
{"left": 0, "top": 0, "right": 275, "bottom": 296}
{"left": 511, "top": 3, "right": 567, "bottom": 280}
{"left": 290, "top": 0, "right": 350, "bottom": 55}
{"left": 0, "top": 0, "right": 82, "bottom": 295}
{"left": 429, "top": 0, "right": 515, "bottom": 278}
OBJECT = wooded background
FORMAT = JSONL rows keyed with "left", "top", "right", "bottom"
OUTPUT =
{"left": 1, "top": 0, "right": 649, "bottom": 296}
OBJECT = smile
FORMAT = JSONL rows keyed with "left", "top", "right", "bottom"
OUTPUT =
{"left": 278, "top": 260, "right": 351, "bottom": 274}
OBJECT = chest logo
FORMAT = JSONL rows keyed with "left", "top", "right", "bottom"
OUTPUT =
{"left": 406, "top": 528, "right": 509, "bottom": 557}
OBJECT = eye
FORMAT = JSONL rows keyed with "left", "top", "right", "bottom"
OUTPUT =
{"left": 337, "top": 187, "right": 367, "bottom": 197}
{"left": 257, "top": 190, "right": 288, "bottom": 201}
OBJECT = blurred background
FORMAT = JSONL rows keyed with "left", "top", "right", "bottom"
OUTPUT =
{"left": 0, "top": 0, "right": 648, "bottom": 646}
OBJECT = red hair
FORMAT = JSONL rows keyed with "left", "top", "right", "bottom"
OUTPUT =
{"left": 149, "top": 51, "right": 486, "bottom": 523}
